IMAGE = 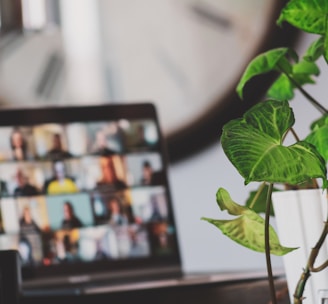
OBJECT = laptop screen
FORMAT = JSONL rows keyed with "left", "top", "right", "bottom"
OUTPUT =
{"left": 0, "top": 103, "right": 181, "bottom": 286}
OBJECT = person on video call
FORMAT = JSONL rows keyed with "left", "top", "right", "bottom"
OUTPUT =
{"left": 106, "top": 196, "right": 128, "bottom": 226}
{"left": 19, "top": 236, "right": 34, "bottom": 266}
{"left": 45, "top": 133, "right": 72, "bottom": 160}
{"left": 46, "top": 161, "right": 78, "bottom": 194}
{"left": 92, "top": 129, "right": 116, "bottom": 156}
{"left": 10, "top": 128, "right": 28, "bottom": 161}
{"left": 61, "top": 201, "right": 83, "bottom": 229}
{"left": 96, "top": 156, "right": 126, "bottom": 190}
{"left": 134, "top": 124, "right": 148, "bottom": 148}
{"left": 0, "top": 179, "right": 8, "bottom": 197}
{"left": 19, "top": 206, "right": 41, "bottom": 233}
{"left": 141, "top": 161, "right": 152, "bottom": 185}
{"left": 14, "top": 168, "right": 39, "bottom": 197}
{"left": 140, "top": 160, "right": 163, "bottom": 186}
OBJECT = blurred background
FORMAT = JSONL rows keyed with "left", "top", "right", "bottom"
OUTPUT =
{"left": 0, "top": 0, "right": 326, "bottom": 274}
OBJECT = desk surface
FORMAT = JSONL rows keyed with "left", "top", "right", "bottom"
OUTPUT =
{"left": 21, "top": 271, "right": 289, "bottom": 304}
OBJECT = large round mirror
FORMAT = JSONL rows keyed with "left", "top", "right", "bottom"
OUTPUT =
{"left": 0, "top": 0, "right": 298, "bottom": 161}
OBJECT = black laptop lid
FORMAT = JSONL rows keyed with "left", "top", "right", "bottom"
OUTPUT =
{"left": 0, "top": 103, "right": 181, "bottom": 287}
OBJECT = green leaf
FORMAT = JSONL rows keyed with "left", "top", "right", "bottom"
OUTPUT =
{"left": 306, "top": 115, "right": 328, "bottom": 162}
{"left": 202, "top": 188, "right": 296, "bottom": 256}
{"left": 310, "top": 115, "right": 328, "bottom": 130}
{"left": 267, "top": 74, "right": 294, "bottom": 100}
{"left": 236, "top": 48, "right": 290, "bottom": 99}
{"left": 277, "top": 0, "right": 328, "bottom": 34}
{"left": 266, "top": 59, "right": 319, "bottom": 100}
{"left": 293, "top": 60, "right": 320, "bottom": 76}
{"left": 324, "top": 28, "right": 328, "bottom": 63}
{"left": 303, "top": 36, "right": 325, "bottom": 62}
{"left": 221, "top": 100, "right": 327, "bottom": 187}
{"left": 292, "top": 59, "right": 319, "bottom": 86}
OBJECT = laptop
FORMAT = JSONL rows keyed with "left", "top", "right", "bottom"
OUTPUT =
{"left": 0, "top": 102, "right": 272, "bottom": 298}
{"left": 0, "top": 102, "right": 187, "bottom": 295}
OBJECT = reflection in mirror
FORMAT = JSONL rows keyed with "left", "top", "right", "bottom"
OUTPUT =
{"left": 0, "top": 0, "right": 281, "bottom": 152}
{"left": 0, "top": 0, "right": 106, "bottom": 107}
{"left": 0, "top": 0, "right": 68, "bottom": 105}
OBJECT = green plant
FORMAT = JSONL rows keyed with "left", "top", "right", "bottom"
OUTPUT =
{"left": 202, "top": 0, "right": 328, "bottom": 303}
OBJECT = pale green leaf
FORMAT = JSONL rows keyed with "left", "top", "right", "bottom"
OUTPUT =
{"left": 202, "top": 188, "right": 296, "bottom": 256}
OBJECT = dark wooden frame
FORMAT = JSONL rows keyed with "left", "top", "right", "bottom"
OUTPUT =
{"left": 166, "top": 0, "right": 300, "bottom": 163}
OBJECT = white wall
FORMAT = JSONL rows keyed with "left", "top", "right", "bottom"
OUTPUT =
{"left": 169, "top": 32, "right": 328, "bottom": 274}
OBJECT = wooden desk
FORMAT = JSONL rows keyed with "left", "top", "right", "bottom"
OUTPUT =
{"left": 0, "top": 251, "right": 289, "bottom": 304}
{"left": 21, "top": 276, "right": 289, "bottom": 304}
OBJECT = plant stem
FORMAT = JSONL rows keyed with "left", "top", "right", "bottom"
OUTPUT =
{"left": 265, "top": 183, "right": 277, "bottom": 304}
{"left": 293, "top": 266, "right": 310, "bottom": 304}
{"left": 289, "top": 127, "right": 300, "bottom": 142}
{"left": 293, "top": 212, "right": 328, "bottom": 302}
{"left": 309, "top": 221, "right": 328, "bottom": 272}
{"left": 288, "top": 76, "right": 328, "bottom": 114}
{"left": 249, "top": 182, "right": 266, "bottom": 209}
{"left": 278, "top": 64, "right": 328, "bottom": 114}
